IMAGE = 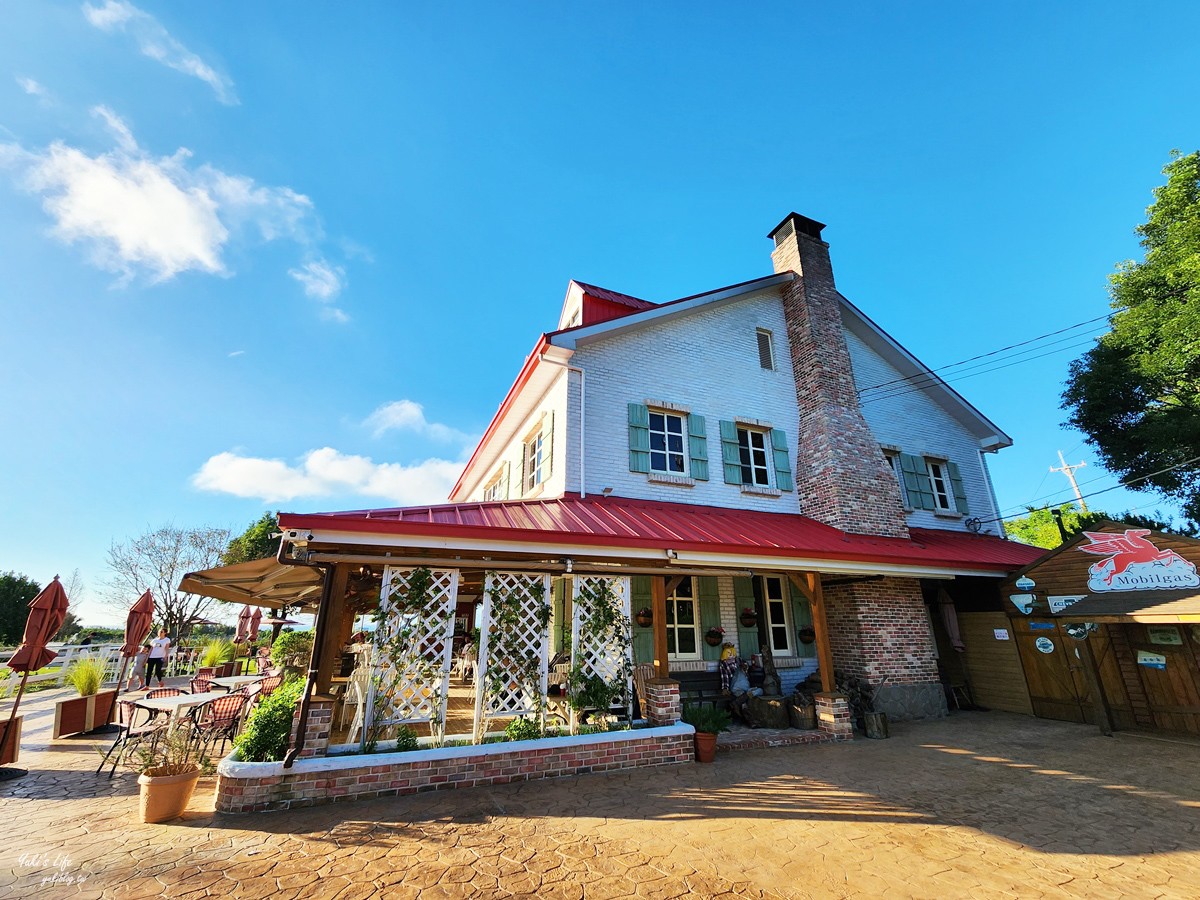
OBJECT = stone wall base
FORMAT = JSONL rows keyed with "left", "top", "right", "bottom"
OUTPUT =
{"left": 216, "top": 725, "right": 695, "bottom": 814}
{"left": 873, "top": 682, "right": 947, "bottom": 721}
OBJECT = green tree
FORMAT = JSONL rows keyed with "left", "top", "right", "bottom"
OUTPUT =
{"left": 1062, "top": 151, "right": 1200, "bottom": 521}
{"left": 222, "top": 512, "right": 280, "bottom": 566}
{"left": 0, "top": 571, "right": 40, "bottom": 645}
{"left": 1005, "top": 503, "right": 1195, "bottom": 549}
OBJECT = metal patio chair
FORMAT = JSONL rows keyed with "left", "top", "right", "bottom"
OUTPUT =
{"left": 96, "top": 698, "right": 168, "bottom": 778}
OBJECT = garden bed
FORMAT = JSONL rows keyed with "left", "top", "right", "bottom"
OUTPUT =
{"left": 216, "top": 722, "right": 695, "bottom": 813}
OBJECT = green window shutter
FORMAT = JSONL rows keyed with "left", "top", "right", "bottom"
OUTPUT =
{"left": 947, "top": 461, "right": 969, "bottom": 514}
{"left": 900, "top": 453, "right": 935, "bottom": 510}
{"left": 719, "top": 419, "right": 742, "bottom": 485}
{"left": 787, "top": 578, "right": 815, "bottom": 660}
{"left": 697, "top": 577, "right": 722, "bottom": 661}
{"left": 630, "top": 576, "right": 653, "bottom": 665}
{"left": 628, "top": 403, "right": 650, "bottom": 473}
{"left": 688, "top": 414, "right": 709, "bottom": 481}
{"left": 545, "top": 411, "right": 554, "bottom": 478}
{"left": 770, "top": 428, "right": 793, "bottom": 492}
{"left": 732, "top": 577, "right": 759, "bottom": 656}
{"left": 552, "top": 576, "right": 567, "bottom": 654}
{"left": 503, "top": 461, "right": 511, "bottom": 500}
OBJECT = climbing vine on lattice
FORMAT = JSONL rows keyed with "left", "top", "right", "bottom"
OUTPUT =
{"left": 474, "top": 572, "right": 551, "bottom": 741}
{"left": 568, "top": 576, "right": 633, "bottom": 734}
{"left": 368, "top": 566, "right": 458, "bottom": 746}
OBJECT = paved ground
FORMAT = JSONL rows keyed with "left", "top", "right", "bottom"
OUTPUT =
{"left": 2, "top": 684, "right": 1199, "bottom": 899}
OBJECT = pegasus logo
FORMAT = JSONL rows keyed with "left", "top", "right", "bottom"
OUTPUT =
{"left": 1077, "top": 529, "right": 1199, "bottom": 592}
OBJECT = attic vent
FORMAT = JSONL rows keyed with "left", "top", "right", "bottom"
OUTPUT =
{"left": 756, "top": 328, "right": 775, "bottom": 370}
{"left": 772, "top": 217, "right": 795, "bottom": 247}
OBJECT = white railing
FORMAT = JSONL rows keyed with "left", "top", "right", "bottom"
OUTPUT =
{"left": 0, "top": 643, "right": 124, "bottom": 695}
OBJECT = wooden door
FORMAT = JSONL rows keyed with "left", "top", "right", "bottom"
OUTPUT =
{"left": 1128, "top": 624, "right": 1200, "bottom": 735}
{"left": 1012, "top": 617, "right": 1089, "bottom": 723}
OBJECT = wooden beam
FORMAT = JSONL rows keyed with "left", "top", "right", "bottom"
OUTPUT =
{"left": 651, "top": 576, "right": 669, "bottom": 678}
{"left": 315, "top": 564, "right": 350, "bottom": 694}
{"left": 1077, "top": 633, "right": 1115, "bottom": 736}
{"left": 790, "top": 572, "right": 834, "bottom": 693}
{"left": 664, "top": 576, "right": 686, "bottom": 597}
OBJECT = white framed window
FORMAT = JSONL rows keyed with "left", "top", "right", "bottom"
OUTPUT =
{"left": 753, "top": 575, "right": 793, "bottom": 657}
{"left": 524, "top": 430, "right": 546, "bottom": 493}
{"left": 926, "top": 459, "right": 954, "bottom": 512}
{"left": 756, "top": 328, "right": 775, "bottom": 371}
{"left": 483, "top": 469, "right": 506, "bottom": 502}
{"left": 665, "top": 577, "right": 700, "bottom": 660}
{"left": 737, "top": 427, "right": 771, "bottom": 486}
{"left": 648, "top": 410, "right": 687, "bottom": 475}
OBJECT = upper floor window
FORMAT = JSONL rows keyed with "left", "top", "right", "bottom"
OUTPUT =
{"left": 884, "top": 451, "right": 909, "bottom": 508}
{"left": 927, "top": 459, "right": 955, "bottom": 512}
{"left": 524, "top": 431, "right": 545, "bottom": 492}
{"left": 483, "top": 468, "right": 507, "bottom": 502}
{"left": 894, "top": 451, "right": 968, "bottom": 516}
{"left": 719, "top": 418, "right": 793, "bottom": 492}
{"left": 756, "top": 329, "right": 775, "bottom": 371}
{"left": 737, "top": 427, "right": 771, "bottom": 486}
{"left": 649, "top": 410, "right": 687, "bottom": 475}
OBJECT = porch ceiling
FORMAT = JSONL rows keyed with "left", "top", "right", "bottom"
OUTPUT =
{"left": 179, "top": 557, "right": 325, "bottom": 611}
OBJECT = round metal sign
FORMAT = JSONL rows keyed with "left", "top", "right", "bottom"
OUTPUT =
{"left": 1015, "top": 576, "right": 1036, "bottom": 591}
{"left": 1035, "top": 636, "right": 1055, "bottom": 654}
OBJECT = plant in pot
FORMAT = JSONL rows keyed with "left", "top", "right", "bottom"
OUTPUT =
{"left": 134, "top": 725, "right": 211, "bottom": 823}
{"left": 634, "top": 607, "right": 653, "bottom": 628}
{"left": 53, "top": 655, "right": 118, "bottom": 739}
{"left": 200, "top": 638, "right": 237, "bottom": 677}
{"left": 739, "top": 607, "right": 757, "bottom": 628}
{"left": 681, "top": 703, "right": 731, "bottom": 763}
{"left": 703, "top": 626, "right": 725, "bottom": 647}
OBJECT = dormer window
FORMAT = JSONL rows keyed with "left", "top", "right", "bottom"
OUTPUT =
{"left": 756, "top": 328, "right": 775, "bottom": 371}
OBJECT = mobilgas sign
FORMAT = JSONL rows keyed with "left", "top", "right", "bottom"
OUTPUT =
{"left": 1077, "top": 529, "right": 1200, "bottom": 592}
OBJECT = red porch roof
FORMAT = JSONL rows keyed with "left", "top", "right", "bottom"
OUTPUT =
{"left": 281, "top": 493, "right": 1040, "bottom": 574}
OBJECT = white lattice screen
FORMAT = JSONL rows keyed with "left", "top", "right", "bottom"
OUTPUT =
{"left": 366, "top": 566, "right": 459, "bottom": 745}
{"left": 570, "top": 575, "right": 633, "bottom": 730}
{"left": 474, "top": 572, "right": 552, "bottom": 741}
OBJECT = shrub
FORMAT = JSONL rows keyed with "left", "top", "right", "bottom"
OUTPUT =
{"left": 504, "top": 717, "right": 542, "bottom": 742}
{"left": 681, "top": 703, "right": 732, "bottom": 735}
{"left": 199, "top": 638, "right": 235, "bottom": 668}
{"left": 233, "top": 678, "right": 305, "bottom": 762}
{"left": 393, "top": 726, "right": 420, "bottom": 752}
{"left": 64, "top": 655, "right": 105, "bottom": 696}
{"left": 270, "top": 630, "right": 314, "bottom": 668}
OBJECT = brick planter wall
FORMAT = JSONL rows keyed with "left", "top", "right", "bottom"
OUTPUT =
{"left": 644, "top": 678, "right": 682, "bottom": 726}
{"left": 216, "top": 724, "right": 696, "bottom": 814}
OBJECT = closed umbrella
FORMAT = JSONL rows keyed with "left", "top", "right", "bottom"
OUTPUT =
{"left": 248, "top": 608, "right": 263, "bottom": 642}
{"left": 116, "top": 590, "right": 155, "bottom": 691}
{"left": 234, "top": 605, "right": 252, "bottom": 644}
{"left": 3, "top": 576, "right": 70, "bottom": 771}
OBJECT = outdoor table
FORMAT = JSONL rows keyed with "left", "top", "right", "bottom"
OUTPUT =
{"left": 134, "top": 691, "right": 228, "bottom": 728}
{"left": 210, "top": 675, "right": 264, "bottom": 692}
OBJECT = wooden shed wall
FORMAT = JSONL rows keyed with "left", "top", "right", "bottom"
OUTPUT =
{"left": 959, "top": 611, "right": 1034, "bottom": 715}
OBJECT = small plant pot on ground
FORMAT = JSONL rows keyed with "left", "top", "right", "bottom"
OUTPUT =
{"left": 788, "top": 701, "right": 816, "bottom": 730}
{"left": 52, "top": 690, "right": 118, "bottom": 739}
{"left": 138, "top": 767, "right": 201, "bottom": 823}
{"left": 863, "top": 710, "right": 889, "bottom": 739}
{"left": 693, "top": 731, "right": 718, "bottom": 763}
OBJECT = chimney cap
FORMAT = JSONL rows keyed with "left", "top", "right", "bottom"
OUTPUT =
{"left": 768, "top": 212, "right": 826, "bottom": 244}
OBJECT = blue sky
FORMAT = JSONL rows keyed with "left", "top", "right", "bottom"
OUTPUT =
{"left": 2, "top": 2, "right": 1197, "bottom": 626}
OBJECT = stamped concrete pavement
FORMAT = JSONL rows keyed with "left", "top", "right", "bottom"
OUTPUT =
{"left": 1, "top": 685, "right": 1198, "bottom": 898}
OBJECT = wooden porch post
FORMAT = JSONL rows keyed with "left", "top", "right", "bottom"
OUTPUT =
{"left": 315, "top": 564, "right": 350, "bottom": 695}
{"left": 651, "top": 576, "right": 669, "bottom": 678}
{"left": 789, "top": 572, "right": 835, "bottom": 694}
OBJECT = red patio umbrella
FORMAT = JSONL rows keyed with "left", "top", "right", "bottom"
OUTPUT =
{"left": 234, "top": 605, "right": 252, "bottom": 644}
{"left": 115, "top": 590, "right": 155, "bottom": 690}
{"left": 3, "top": 576, "right": 70, "bottom": 767}
{"left": 248, "top": 608, "right": 263, "bottom": 642}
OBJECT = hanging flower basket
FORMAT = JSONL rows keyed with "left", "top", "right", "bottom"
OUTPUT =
{"left": 704, "top": 626, "right": 725, "bottom": 647}
{"left": 798, "top": 626, "right": 816, "bottom": 645}
{"left": 739, "top": 607, "right": 757, "bottom": 628}
{"left": 634, "top": 607, "right": 653, "bottom": 628}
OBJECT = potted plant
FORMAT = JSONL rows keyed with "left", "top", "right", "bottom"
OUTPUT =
{"left": 704, "top": 626, "right": 725, "bottom": 647}
{"left": 681, "top": 703, "right": 731, "bottom": 763}
{"left": 53, "top": 655, "right": 118, "bottom": 739}
{"left": 634, "top": 607, "right": 653, "bottom": 628}
{"left": 739, "top": 607, "right": 757, "bottom": 628}
{"left": 135, "top": 725, "right": 209, "bottom": 823}
{"left": 199, "top": 638, "right": 237, "bottom": 678}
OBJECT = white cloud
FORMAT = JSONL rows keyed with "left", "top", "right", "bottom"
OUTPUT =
{"left": 0, "top": 107, "right": 342, "bottom": 300}
{"left": 83, "top": 1, "right": 237, "bottom": 104}
{"left": 364, "top": 399, "right": 472, "bottom": 443}
{"left": 227, "top": 349, "right": 245, "bottom": 357}
{"left": 192, "top": 448, "right": 463, "bottom": 505}
{"left": 289, "top": 259, "right": 348, "bottom": 322}
{"left": 16, "top": 76, "right": 47, "bottom": 98}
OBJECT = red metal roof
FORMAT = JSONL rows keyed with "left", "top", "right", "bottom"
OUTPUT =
{"left": 573, "top": 281, "right": 657, "bottom": 312}
{"left": 282, "top": 494, "right": 1040, "bottom": 573}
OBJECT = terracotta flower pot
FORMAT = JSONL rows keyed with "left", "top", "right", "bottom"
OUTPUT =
{"left": 138, "top": 767, "right": 201, "bottom": 823}
{"left": 693, "top": 731, "right": 718, "bottom": 763}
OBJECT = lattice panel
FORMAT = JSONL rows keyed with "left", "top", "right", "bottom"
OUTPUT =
{"left": 571, "top": 576, "right": 633, "bottom": 722}
{"left": 474, "top": 572, "right": 551, "bottom": 740}
{"left": 367, "top": 566, "right": 459, "bottom": 742}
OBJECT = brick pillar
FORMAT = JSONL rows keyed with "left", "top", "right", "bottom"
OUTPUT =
{"left": 769, "top": 213, "right": 907, "bottom": 538}
{"left": 815, "top": 692, "right": 853, "bottom": 740}
{"left": 645, "top": 678, "right": 682, "bottom": 726}
{"left": 291, "top": 697, "right": 335, "bottom": 759}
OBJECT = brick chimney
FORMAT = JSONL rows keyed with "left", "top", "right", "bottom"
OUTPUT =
{"left": 770, "top": 213, "right": 908, "bottom": 538}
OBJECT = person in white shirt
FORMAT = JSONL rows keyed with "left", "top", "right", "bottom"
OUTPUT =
{"left": 146, "top": 629, "right": 171, "bottom": 687}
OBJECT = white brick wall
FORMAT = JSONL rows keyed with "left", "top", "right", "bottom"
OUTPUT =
{"left": 568, "top": 289, "right": 803, "bottom": 513}
{"left": 845, "top": 328, "right": 1003, "bottom": 533}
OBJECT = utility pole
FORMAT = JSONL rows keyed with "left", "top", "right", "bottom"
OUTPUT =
{"left": 1050, "top": 450, "right": 1088, "bottom": 512}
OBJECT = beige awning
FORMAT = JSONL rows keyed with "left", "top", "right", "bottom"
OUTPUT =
{"left": 179, "top": 557, "right": 325, "bottom": 611}
{"left": 1050, "top": 590, "right": 1200, "bottom": 623}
